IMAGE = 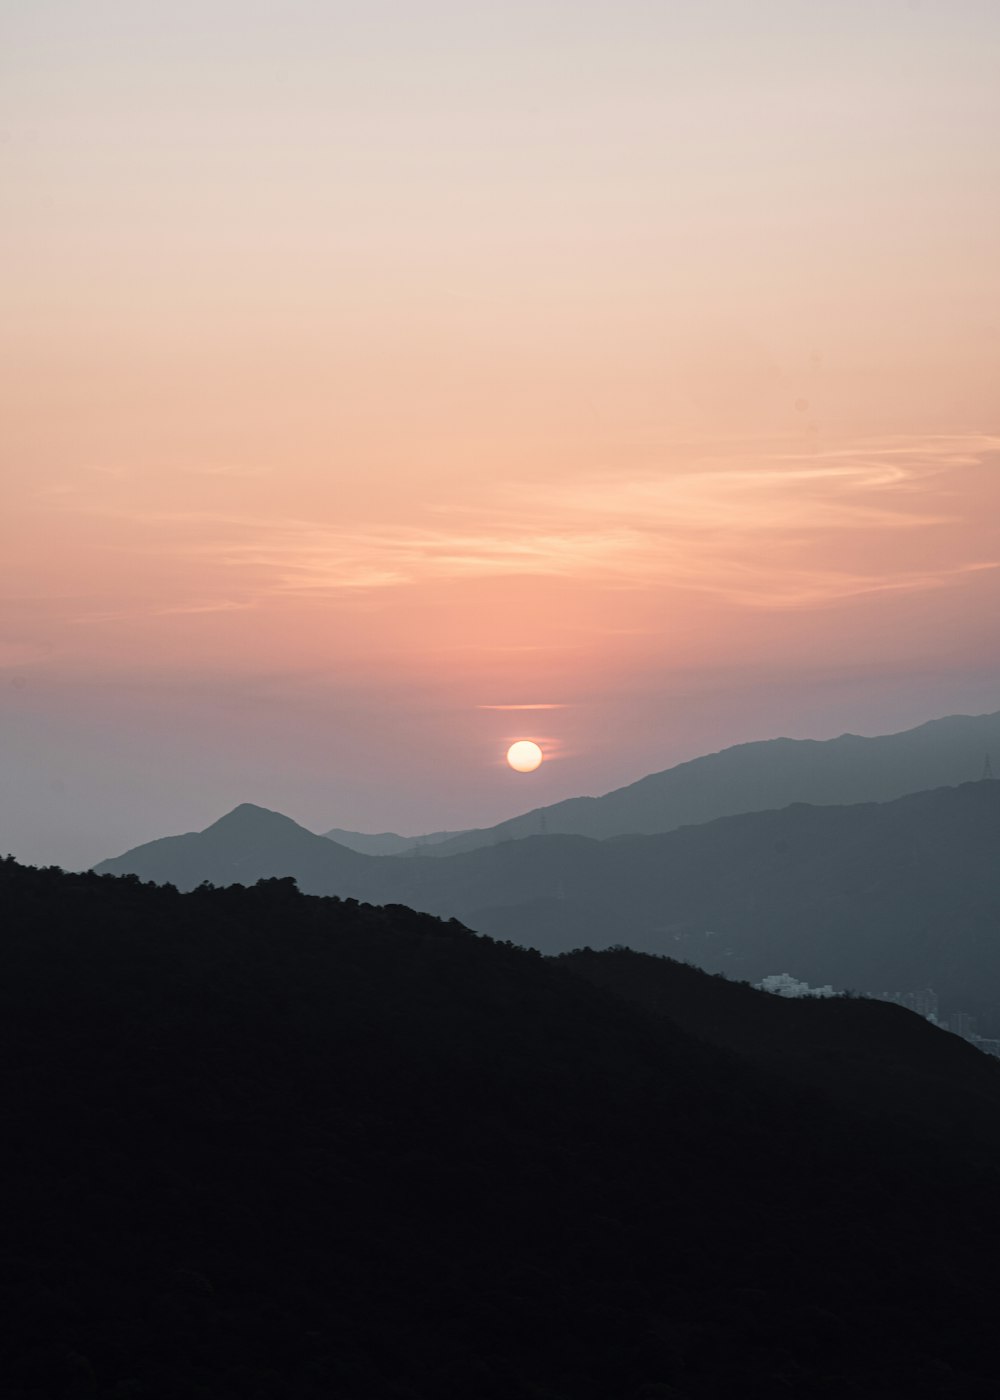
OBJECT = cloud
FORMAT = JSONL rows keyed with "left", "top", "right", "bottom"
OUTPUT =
{"left": 74, "top": 432, "right": 1000, "bottom": 613}
{"left": 68, "top": 600, "right": 252, "bottom": 626}
{"left": 476, "top": 703, "right": 569, "bottom": 711}
{"left": 152, "top": 600, "right": 256, "bottom": 617}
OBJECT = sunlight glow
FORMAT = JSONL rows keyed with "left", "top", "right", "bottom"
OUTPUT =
{"left": 506, "top": 741, "right": 544, "bottom": 773}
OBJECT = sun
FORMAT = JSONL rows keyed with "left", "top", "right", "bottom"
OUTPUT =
{"left": 506, "top": 740, "right": 543, "bottom": 773}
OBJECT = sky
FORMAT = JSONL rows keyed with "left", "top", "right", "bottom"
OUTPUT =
{"left": 3, "top": 0, "right": 1000, "bottom": 869}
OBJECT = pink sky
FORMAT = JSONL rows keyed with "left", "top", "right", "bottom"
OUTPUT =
{"left": 2, "top": 1, "right": 999, "bottom": 867}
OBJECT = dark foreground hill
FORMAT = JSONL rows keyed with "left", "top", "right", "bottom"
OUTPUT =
{"left": 97, "top": 781, "right": 1000, "bottom": 1015}
{"left": 4, "top": 858, "right": 1000, "bottom": 1398}
{"left": 559, "top": 947, "right": 1000, "bottom": 1147}
{"left": 408, "top": 708, "right": 1000, "bottom": 853}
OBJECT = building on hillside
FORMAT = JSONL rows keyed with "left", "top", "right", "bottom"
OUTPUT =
{"left": 878, "top": 988, "right": 940, "bottom": 1020}
{"left": 951, "top": 1011, "right": 977, "bottom": 1041}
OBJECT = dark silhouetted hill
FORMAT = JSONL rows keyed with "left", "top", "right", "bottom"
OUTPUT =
{"left": 559, "top": 946, "right": 1000, "bottom": 1148}
{"left": 419, "top": 708, "right": 1000, "bottom": 852}
{"left": 4, "top": 856, "right": 1000, "bottom": 1397}
{"left": 97, "top": 780, "right": 1000, "bottom": 1014}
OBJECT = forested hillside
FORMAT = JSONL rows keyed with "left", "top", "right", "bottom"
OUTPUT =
{"left": 3, "top": 858, "right": 1000, "bottom": 1396}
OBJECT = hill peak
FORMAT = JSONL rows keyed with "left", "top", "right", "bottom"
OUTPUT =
{"left": 204, "top": 803, "right": 312, "bottom": 837}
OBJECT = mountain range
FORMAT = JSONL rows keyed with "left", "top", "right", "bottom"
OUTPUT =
{"left": 325, "top": 708, "right": 1000, "bottom": 854}
{"left": 321, "top": 824, "right": 463, "bottom": 855}
{"left": 95, "top": 777, "right": 1000, "bottom": 1017}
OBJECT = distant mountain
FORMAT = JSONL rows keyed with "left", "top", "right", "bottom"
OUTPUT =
{"left": 7, "top": 856, "right": 1000, "bottom": 1396}
{"left": 95, "top": 801, "right": 377, "bottom": 890}
{"left": 96, "top": 780, "right": 1000, "bottom": 1015}
{"left": 321, "top": 825, "right": 466, "bottom": 855}
{"left": 436, "top": 781, "right": 1000, "bottom": 1013}
{"left": 417, "top": 708, "right": 1000, "bottom": 853}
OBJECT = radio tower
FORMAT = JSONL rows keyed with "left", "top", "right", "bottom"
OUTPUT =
{"left": 984, "top": 754, "right": 995, "bottom": 781}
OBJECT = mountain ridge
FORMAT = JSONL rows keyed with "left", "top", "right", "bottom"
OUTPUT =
{"left": 95, "top": 778, "right": 1000, "bottom": 1016}
{"left": 321, "top": 824, "right": 467, "bottom": 855}
{"left": 405, "top": 708, "right": 1000, "bottom": 853}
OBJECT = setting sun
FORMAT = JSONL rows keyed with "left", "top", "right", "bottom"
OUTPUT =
{"left": 506, "top": 741, "right": 543, "bottom": 774}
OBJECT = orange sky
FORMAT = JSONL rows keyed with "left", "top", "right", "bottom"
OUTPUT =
{"left": 2, "top": 1, "right": 999, "bottom": 866}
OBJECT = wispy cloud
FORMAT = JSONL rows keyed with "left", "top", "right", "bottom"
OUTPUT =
{"left": 80, "top": 433, "right": 1000, "bottom": 613}
{"left": 476, "top": 703, "right": 570, "bottom": 711}
{"left": 153, "top": 599, "right": 254, "bottom": 617}
{"left": 70, "top": 600, "right": 252, "bottom": 626}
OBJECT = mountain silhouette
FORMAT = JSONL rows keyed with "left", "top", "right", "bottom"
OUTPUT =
{"left": 98, "top": 801, "right": 376, "bottom": 889}
{"left": 404, "top": 708, "right": 1000, "bottom": 853}
{"left": 321, "top": 824, "right": 466, "bottom": 855}
{"left": 560, "top": 946, "right": 1000, "bottom": 1145}
{"left": 96, "top": 780, "right": 1000, "bottom": 1017}
{"left": 6, "top": 855, "right": 1000, "bottom": 1396}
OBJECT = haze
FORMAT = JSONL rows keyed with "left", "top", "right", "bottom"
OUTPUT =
{"left": 2, "top": 0, "right": 999, "bottom": 868}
